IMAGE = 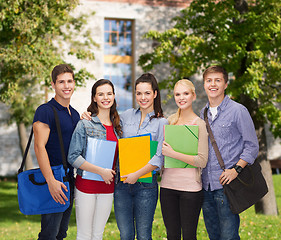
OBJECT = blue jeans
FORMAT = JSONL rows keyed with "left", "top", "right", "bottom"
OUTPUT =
{"left": 202, "top": 188, "right": 240, "bottom": 240}
{"left": 114, "top": 174, "right": 158, "bottom": 240}
{"left": 38, "top": 181, "right": 74, "bottom": 240}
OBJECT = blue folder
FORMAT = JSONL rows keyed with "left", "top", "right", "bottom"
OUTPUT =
{"left": 82, "top": 137, "right": 117, "bottom": 181}
{"left": 128, "top": 133, "right": 152, "bottom": 140}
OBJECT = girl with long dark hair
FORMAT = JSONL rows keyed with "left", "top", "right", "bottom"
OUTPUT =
{"left": 114, "top": 73, "right": 168, "bottom": 240}
{"left": 68, "top": 79, "right": 121, "bottom": 240}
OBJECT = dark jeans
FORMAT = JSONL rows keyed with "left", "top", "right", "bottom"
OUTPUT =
{"left": 160, "top": 187, "right": 203, "bottom": 240}
{"left": 114, "top": 174, "right": 158, "bottom": 240}
{"left": 202, "top": 189, "right": 240, "bottom": 240}
{"left": 38, "top": 180, "right": 74, "bottom": 240}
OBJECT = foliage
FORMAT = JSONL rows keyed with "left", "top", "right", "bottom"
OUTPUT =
{"left": 0, "top": 0, "right": 97, "bottom": 125}
{"left": 1, "top": 174, "right": 281, "bottom": 239}
{"left": 139, "top": 0, "right": 281, "bottom": 138}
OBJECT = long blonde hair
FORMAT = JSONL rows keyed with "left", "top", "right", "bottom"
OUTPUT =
{"left": 168, "top": 79, "right": 196, "bottom": 125}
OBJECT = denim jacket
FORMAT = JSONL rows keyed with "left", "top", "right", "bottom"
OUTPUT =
{"left": 67, "top": 115, "right": 119, "bottom": 177}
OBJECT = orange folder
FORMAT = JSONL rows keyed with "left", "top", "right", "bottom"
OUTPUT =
{"left": 118, "top": 135, "right": 152, "bottom": 181}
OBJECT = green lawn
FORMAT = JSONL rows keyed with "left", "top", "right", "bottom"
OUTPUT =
{"left": 1, "top": 175, "right": 281, "bottom": 239}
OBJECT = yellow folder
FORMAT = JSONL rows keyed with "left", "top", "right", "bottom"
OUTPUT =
{"left": 119, "top": 135, "right": 152, "bottom": 181}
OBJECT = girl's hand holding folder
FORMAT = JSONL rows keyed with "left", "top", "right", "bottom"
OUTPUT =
{"left": 99, "top": 168, "right": 115, "bottom": 184}
{"left": 162, "top": 141, "right": 175, "bottom": 158}
{"left": 122, "top": 172, "right": 139, "bottom": 184}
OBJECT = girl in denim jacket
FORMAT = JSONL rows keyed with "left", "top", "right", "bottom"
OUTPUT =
{"left": 68, "top": 79, "right": 122, "bottom": 240}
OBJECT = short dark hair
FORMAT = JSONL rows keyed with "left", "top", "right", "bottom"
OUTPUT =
{"left": 51, "top": 64, "right": 74, "bottom": 83}
{"left": 203, "top": 65, "right": 228, "bottom": 83}
{"left": 135, "top": 73, "right": 164, "bottom": 119}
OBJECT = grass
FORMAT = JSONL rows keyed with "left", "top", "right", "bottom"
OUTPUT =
{"left": 1, "top": 175, "right": 281, "bottom": 239}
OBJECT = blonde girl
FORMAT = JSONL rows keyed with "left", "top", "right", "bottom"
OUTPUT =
{"left": 160, "top": 79, "right": 208, "bottom": 240}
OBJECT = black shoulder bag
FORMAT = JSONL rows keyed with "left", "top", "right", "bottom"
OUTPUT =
{"left": 204, "top": 108, "right": 268, "bottom": 214}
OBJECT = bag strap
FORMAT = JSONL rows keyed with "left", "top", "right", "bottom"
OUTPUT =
{"left": 52, "top": 106, "right": 68, "bottom": 176}
{"left": 204, "top": 107, "right": 225, "bottom": 171}
{"left": 18, "top": 106, "right": 68, "bottom": 175}
{"left": 18, "top": 128, "right": 33, "bottom": 174}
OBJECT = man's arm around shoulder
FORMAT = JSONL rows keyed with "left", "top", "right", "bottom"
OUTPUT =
{"left": 33, "top": 121, "right": 68, "bottom": 205}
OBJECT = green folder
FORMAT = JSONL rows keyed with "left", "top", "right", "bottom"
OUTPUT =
{"left": 164, "top": 125, "right": 198, "bottom": 168}
{"left": 150, "top": 141, "right": 158, "bottom": 159}
{"left": 137, "top": 140, "right": 158, "bottom": 183}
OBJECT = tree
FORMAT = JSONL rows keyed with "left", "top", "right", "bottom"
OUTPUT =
{"left": 0, "top": 0, "right": 97, "bottom": 169}
{"left": 139, "top": 0, "right": 281, "bottom": 215}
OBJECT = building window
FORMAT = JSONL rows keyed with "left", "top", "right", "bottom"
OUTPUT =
{"left": 104, "top": 19, "right": 134, "bottom": 112}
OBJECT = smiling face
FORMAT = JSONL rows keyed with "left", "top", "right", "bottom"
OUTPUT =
{"left": 94, "top": 84, "right": 115, "bottom": 110}
{"left": 51, "top": 72, "right": 75, "bottom": 104}
{"left": 135, "top": 82, "right": 157, "bottom": 113}
{"left": 174, "top": 83, "right": 196, "bottom": 110}
{"left": 203, "top": 72, "right": 228, "bottom": 104}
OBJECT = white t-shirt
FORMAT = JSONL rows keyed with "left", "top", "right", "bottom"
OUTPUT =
{"left": 209, "top": 106, "right": 218, "bottom": 121}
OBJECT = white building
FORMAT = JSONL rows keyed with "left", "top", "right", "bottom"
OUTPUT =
{"left": 0, "top": 0, "right": 280, "bottom": 176}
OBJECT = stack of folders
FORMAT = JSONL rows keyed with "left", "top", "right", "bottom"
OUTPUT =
{"left": 118, "top": 135, "right": 158, "bottom": 183}
{"left": 164, "top": 125, "right": 198, "bottom": 168}
{"left": 82, "top": 137, "right": 117, "bottom": 181}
